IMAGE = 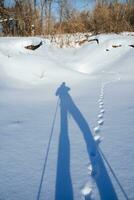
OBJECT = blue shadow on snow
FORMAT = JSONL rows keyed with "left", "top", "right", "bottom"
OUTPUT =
{"left": 55, "top": 82, "right": 118, "bottom": 200}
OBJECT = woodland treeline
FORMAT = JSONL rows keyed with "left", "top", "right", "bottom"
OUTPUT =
{"left": 0, "top": 0, "right": 134, "bottom": 36}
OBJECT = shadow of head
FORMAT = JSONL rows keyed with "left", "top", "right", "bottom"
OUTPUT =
{"left": 55, "top": 82, "right": 70, "bottom": 97}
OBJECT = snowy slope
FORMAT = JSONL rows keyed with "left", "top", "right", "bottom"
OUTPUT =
{"left": 0, "top": 33, "right": 134, "bottom": 200}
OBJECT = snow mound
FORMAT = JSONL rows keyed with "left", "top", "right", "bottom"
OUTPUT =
{"left": 0, "top": 33, "right": 133, "bottom": 87}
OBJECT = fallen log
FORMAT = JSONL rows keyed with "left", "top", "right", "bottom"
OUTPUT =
{"left": 112, "top": 44, "right": 122, "bottom": 48}
{"left": 88, "top": 38, "right": 99, "bottom": 44}
{"left": 25, "top": 41, "right": 42, "bottom": 50}
{"left": 129, "top": 45, "right": 134, "bottom": 48}
{"left": 78, "top": 38, "right": 99, "bottom": 46}
{"left": 78, "top": 39, "right": 88, "bottom": 45}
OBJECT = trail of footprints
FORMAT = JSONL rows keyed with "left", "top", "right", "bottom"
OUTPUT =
{"left": 81, "top": 82, "right": 106, "bottom": 199}
{"left": 81, "top": 74, "right": 121, "bottom": 199}
{"left": 94, "top": 83, "right": 105, "bottom": 140}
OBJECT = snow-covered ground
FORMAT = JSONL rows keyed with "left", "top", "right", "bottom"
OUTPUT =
{"left": 0, "top": 33, "right": 134, "bottom": 200}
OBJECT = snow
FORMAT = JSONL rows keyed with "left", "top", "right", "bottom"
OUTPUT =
{"left": 81, "top": 182, "right": 92, "bottom": 197}
{"left": 94, "top": 126, "right": 100, "bottom": 134}
{"left": 0, "top": 33, "right": 134, "bottom": 200}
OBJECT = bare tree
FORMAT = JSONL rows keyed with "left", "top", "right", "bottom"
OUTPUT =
{"left": 38, "top": 0, "right": 47, "bottom": 33}
{"left": 47, "top": 0, "right": 53, "bottom": 34}
{"left": 0, "top": 0, "right": 4, "bottom": 8}
{"left": 58, "top": 0, "right": 70, "bottom": 23}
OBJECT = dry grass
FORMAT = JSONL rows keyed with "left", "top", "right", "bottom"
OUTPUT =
{"left": 0, "top": 2, "right": 134, "bottom": 36}
{"left": 90, "top": 3, "right": 134, "bottom": 34}
{"left": 54, "top": 3, "right": 134, "bottom": 34}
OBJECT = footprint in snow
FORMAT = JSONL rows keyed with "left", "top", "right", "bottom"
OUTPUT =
{"left": 98, "top": 114, "right": 103, "bottom": 119}
{"left": 100, "top": 109, "right": 105, "bottom": 114}
{"left": 99, "top": 102, "right": 104, "bottom": 106}
{"left": 98, "top": 99, "right": 102, "bottom": 103}
{"left": 98, "top": 119, "right": 104, "bottom": 126}
{"left": 100, "top": 96, "right": 104, "bottom": 99}
{"left": 94, "top": 134, "right": 103, "bottom": 145}
{"left": 81, "top": 183, "right": 93, "bottom": 200}
{"left": 99, "top": 97, "right": 104, "bottom": 101}
{"left": 87, "top": 164, "right": 93, "bottom": 175}
{"left": 93, "top": 126, "right": 100, "bottom": 134}
{"left": 99, "top": 105, "right": 103, "bottom": 109}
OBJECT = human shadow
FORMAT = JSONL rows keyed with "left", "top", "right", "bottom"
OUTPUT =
{"left": 55, "top": 82, "right": 118, "bottom": 200}
{"left": 55, "top": 83, "right": 73, "bottom": 200}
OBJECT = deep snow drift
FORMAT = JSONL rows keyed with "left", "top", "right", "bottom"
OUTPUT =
{"left": 0, "top": 33, "right": 134, "bottom": 200}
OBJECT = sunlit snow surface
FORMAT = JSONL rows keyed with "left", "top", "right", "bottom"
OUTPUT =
{"left": 0, "top": 33, "right": 134, "bottom": 200}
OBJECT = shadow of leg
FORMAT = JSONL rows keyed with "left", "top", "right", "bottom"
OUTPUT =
{"left": 55, "top": 83, "right": 118, "bottom": 200}
{"left": 66, "top": 95, "right": 118, "bottom": 200}
{"left": 55, "top": 103, "right": 73, "bottom": 200}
